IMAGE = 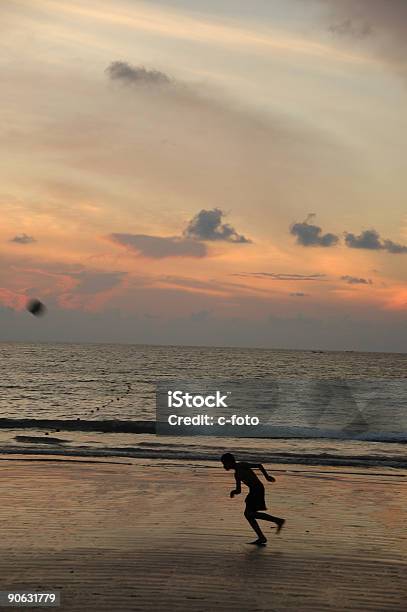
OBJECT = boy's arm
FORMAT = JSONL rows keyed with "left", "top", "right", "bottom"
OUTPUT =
{"left": 230, "top": 473, "right": 242, "bottom": 498}
{"left": 249, "top": 463, "right": 275, "bottom": 482}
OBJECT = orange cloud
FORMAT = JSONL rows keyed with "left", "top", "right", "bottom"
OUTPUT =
{"left": 0, "top": 288, "right": 27, "bottom": 310}
{"left": 384, "top": 288, "right": 407, "bottom": 311}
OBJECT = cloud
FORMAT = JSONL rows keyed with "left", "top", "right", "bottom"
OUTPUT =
{"left": 70, "top": 271, "right": 126, "bottom": 294}
{"left": 341, "top": 275, "right": 372, "bottom": 285}
{"left": 383, "top": 240, "right": 407, "bottom": 254}
{"left": 156, "top": 274, "right": 277, "bottom": 299}
{"left": 0, "top": 251, "right": 128, "bottom": 313}
{"left": 345, "top": 230, "right": 407, "bottom": 253}
{"left": 106, "top": 61, "right": 171, "bottom": 86}
{"left": 159, "top": 276, "right": 223, "bottom": 292}
{"left": 290, "top": 215, "right": 339, "bottom": 247}
{"left": 344, "top": 229, "right": 381, "bottom": 250}
{"left": 190, "top": 310, "right": 211, "bottom": 322}
{"left": 321, "top": 0, "right": 407, "bottom": 76}
{"left": 109, "top": 233, "right": 207, "bottom": 259}
{"left": 232, "top": 272, "right": 326, "bottom": 281}
{"left": 328, "top": 19, "right": 371, "bottom": 39}
{"left": 289, "top": 219, "right": 407, "bottom": 254}
{"left": 184, "top": 208, "right": 251, "bottom": 243}
{"left": 1, "top": 302, "right": 405, "bottom": 352}
{"left": 10, "top": 234, "right": 36, "bottom": 245}
{"left": 290, "top": 292, "right": 309, "bottom": 297}
{"left": 108, "top": 209, "right": 250, "bottom": 258}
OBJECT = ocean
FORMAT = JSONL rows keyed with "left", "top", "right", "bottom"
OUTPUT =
{"left": 1, "top": 342, "right": 406, "bottom": 468}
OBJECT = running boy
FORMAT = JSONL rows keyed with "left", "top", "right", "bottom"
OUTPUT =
{"left": 221, "top": 453, "right": 285, "bottom": 545}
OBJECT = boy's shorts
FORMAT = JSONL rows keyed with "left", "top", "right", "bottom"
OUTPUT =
{"left": 245, "top": 484, "right": 266, "bottom": 512}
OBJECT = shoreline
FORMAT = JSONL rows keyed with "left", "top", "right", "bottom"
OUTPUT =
{"left": 0, "top": 455, "right": 406, "bottom": 611}
{"left": 0, "top": 454, "right": 405, "bottom": 481}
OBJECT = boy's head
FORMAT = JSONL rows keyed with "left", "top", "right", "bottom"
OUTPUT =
{"left": 221, "top": 453, "right": 236, "bottom": 470}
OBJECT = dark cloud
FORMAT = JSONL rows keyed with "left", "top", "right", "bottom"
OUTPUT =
{"left": 232, "top": 272, "right": 326, "bottom": 281}
{"left": 382, "top": 239, "right": 407, "bottom": 254}
{"left": 289, "top": 219, "right": 407, "bottom": 254}
{"left": 184, "top": 208, "right": 251, "bottom": 243}
{"left": 109, "top": 209, "right": 249, "bottom": 259}
{"left": 321, "top": 0, "right": 407, "bottom": 76}
{"left": 10, "top": 234, "right": 36, "bottom": 245}
{"left": 290, "top": 215, "right": 339, "bottom": 248}
{"left": 328, "top": 19, "right": 371, "bottom": 39}
{"left": 109, "top": 233, "right": 207, "bottom": 259}
{"left": 106, "top": 61, "right": 171, "bottom": 86}
{"left": 345, "top": 230, "right": 407, "bottom": 253}
{"left": 344, "top": 229, "right": 381, "bottom": 250}
{"left": 290, "top": 292, "right": 309, "bottom": 297}
{"left": 341, "top": 275, "right": 372, "bottom": 285}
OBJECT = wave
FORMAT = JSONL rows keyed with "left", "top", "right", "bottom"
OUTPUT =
{"left": 0, "top": 444, "right": 406, "bottom": 470}
{"left": 0, "top": 418, "right": 406, "bottom": 443}
{"left": 0, "top": 418, "right": 155, "bottom": 434}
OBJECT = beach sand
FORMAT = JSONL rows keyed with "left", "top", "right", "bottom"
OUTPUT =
{"left": 0, "top": 456, "right": 406, "bottom": 611}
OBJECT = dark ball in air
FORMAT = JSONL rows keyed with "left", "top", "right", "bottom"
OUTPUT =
{"left": 26, "top": 298, "right": 46, "bottom": 317}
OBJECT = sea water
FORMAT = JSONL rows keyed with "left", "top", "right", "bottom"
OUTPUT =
{"left": 0, "top": 342, "right": 406, "bottom": 468}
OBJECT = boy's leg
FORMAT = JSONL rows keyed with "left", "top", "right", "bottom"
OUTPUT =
{"left": 244, "top": 508, "right": 267, "bottom": 542}
{"left": 255, "top": 512, "right": 285, "bottom": 533}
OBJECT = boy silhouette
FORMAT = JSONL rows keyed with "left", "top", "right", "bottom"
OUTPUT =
{"left": 221, "top": 453, "right": 285, "bottom": 545}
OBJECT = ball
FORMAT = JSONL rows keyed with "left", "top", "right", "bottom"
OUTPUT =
{"left": 26, "top": 298, "right": 46, "bottom": 317}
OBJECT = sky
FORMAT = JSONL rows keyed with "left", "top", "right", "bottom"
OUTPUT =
{"left": 1, "top": 0, "right": 406, "bottom": 351}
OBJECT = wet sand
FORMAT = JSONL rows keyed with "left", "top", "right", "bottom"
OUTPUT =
{"left": 0, "top": 456, "right": 406, "bottom": 611}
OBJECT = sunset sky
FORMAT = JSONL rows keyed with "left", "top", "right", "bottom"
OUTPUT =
{"left": 1, "top": 0, "right": 406, "bottom": 350}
